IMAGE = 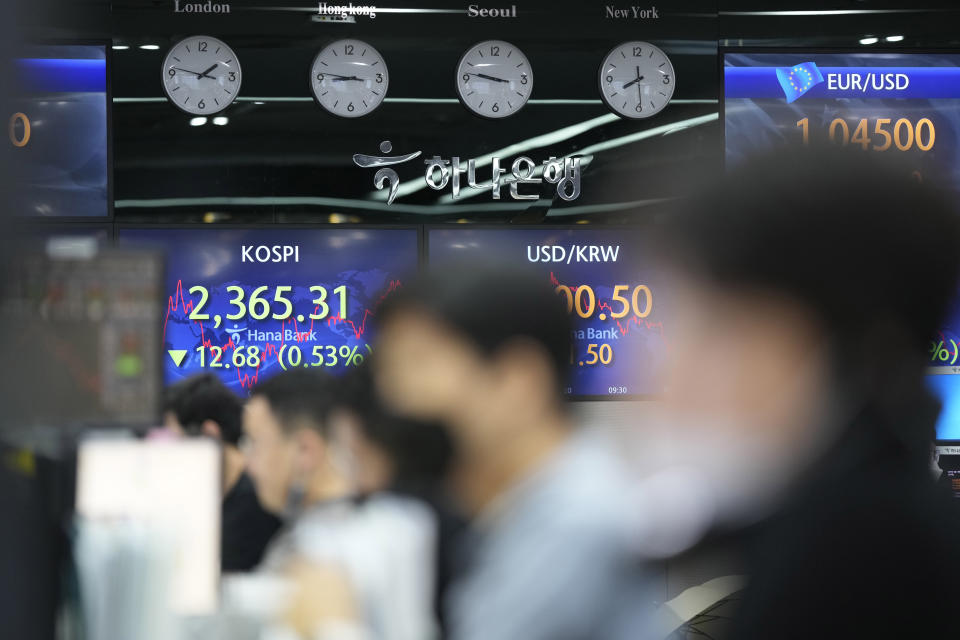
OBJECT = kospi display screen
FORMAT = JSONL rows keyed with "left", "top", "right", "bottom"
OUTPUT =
{"left": 724, "top": 52, "right": 960, "bottom": 189}
{"left": 117, "top": 227, "right": 418, "bottom": 394}
{"left": 8, "top": 44, "right": 110, "bottom": 217}
{"left": 427, "top": 228, "right": 669, "bottom": 398}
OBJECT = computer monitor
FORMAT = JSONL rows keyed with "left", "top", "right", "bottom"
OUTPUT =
{"left": 0, "top": 246, "right": 163, "bottom": 428}
{"left": 75, "top": 437, "right": 221, "bottom": 617}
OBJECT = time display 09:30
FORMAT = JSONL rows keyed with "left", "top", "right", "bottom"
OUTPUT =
{"left": 186, "top": 284, "right": 348, "bottom": 327}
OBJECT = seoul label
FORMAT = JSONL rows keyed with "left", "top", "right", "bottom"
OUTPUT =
{"left": 467, "top": 4, "right": 517, "bottom": 18}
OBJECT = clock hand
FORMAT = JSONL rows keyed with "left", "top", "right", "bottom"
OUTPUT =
{"left": 471, "top": 72, "right": 509, "bottom": 83}
{"left": 331, "top": 75, "right": 365, "bottom": 82}
{"left": 198, "top": 63, "right": 219, "bottom": 79}
{"left": 622, "top": 75, "right": 645, "bottom": 89}
{"left": 170, "top": 66, "right": 205, "bottom": 78}
{"left": 636, "top": 65, "right": 642, "bottom": 99}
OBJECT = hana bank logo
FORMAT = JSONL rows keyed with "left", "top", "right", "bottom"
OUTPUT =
{"left": 353, "top": 140, "right": 582, "bottom": 205}
{"left": 776, "top": 62, "right": 824, "bottom": 103}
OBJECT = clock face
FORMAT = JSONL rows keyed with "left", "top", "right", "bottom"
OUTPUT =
{"left": 598, "top": 42, "right": 675, "bottom": 119}
{"left": 456, "top": 40, "right": 532, "bottom": 119}
{"left": 310, "top": 39, "right": 389, "bottom": 118}
{"left": 162, "top": 36, "right": 241, "bottom": 115}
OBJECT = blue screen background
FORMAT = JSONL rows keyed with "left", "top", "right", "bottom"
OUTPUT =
{"left": 9, "top": 45, "right": 109, "bottom": 217}
{"left": 724, "top": 52, "right": 960, "bottom": 191}
{"left": 118, "top": 227, "right": 418, "bottom": 394}
{"left": 927, "top": 374, "right": 960, "bottom": 441}
{"left": 428, "top": 228, "right": 669, "bottom": 397}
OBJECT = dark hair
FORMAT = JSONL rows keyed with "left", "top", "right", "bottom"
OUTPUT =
{"left": 659, "top": 148, "right": 960, "bottom": 453}
{"left": 249, "top": 369, "right": 338, "bottom": 436}
{"left": 335, "top": 362, "right": 455, "bottom": 487}
{"left": 163, "top": 374, "right": 243, "bottom": 446}
{"left": 661, "top": 149, "right": 960, "bottom": 354}
{"left": 377, "top": 264, "right": 573, "bottom": 393}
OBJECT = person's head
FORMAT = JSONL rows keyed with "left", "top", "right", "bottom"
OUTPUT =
{"left": 243, "top": 369, "right": 341, "bottom": 515}
{"left": 163, "top": 374, "right": 243, "bottom": 447}
{"left": 656, "top": 149, "right": 960, "bottom": 518}
{"left": 327, "top": 361, "right": 454, "bottom": 495}
{"left": 373, "top": 265, "right": 572, "bottom": 459}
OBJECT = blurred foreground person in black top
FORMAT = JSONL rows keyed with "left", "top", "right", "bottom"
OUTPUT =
{"left": 164, "top": 374, "right": 281, "bottom": 572}
{"left": 657, "top": 149, "right": 960, "bottom": 639}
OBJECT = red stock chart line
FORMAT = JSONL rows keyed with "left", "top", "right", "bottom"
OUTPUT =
{"left": 549, "top": 271, "right": 668, "bottom": 343}
{"left": 12, "top": 322, "right": 102, "bottom": 394}
{"left": 163, "top": 279, "right": 402, "bottom": 388}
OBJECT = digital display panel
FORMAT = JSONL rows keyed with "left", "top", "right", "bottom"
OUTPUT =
{"left": 927, "top": 373, "right": 960, "bottom": 442}
{"left": 930, "top": 291, "right": 960, "bottom": 371}
{"left": 7, "top": 45, "right": 110, "bottom": 217}
{"left": 724, "top": 52, "right": 960, "bottom": 190}
{"left": 117, "top": 227, "right": 418, "bottom": 394}
{"left": 428, "top": 228, "right": 669, "bottom": 398}
{"left": 927, "top": 283, "right": 960, "bottom": 441}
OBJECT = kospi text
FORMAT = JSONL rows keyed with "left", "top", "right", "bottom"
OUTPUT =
{"left": 241, "top": 245, "right": 300, "bottom": 263}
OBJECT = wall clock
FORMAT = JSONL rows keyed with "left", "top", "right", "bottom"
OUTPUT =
{"left": 162, "top": 35, "right": 241, "bottom": 115}
{"left": 310, "top": 39, "right": 389, "bottom": 118}
{"left": 456, "top": 40, "right": 532, "bottom": 119}
{"left": 598, "top": 41, "right": 675, "bottom": 119}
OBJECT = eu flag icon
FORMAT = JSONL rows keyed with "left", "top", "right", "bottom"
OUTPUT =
{"left": 776, "top": 62, "right": 824, "bottom": 103}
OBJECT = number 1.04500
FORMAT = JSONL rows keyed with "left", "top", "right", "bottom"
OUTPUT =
{"left": 796, "top": 117, "right": 934, "bottom": 152}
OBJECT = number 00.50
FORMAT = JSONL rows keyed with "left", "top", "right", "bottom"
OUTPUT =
{"left": 555, "top": 284, "right": 653, "bottom": 319}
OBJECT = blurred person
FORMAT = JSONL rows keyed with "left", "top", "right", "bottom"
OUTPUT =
{"left": 242, "top": 369, "right": 350, "bottom": 527}
{"left": 241, "top": 369, "right": 438, "bottom": 640}
{"left": 164, "top": 374, "right": 281, "bottom": 572}
{"left": 328, "top": 362, "right": 455, "bottom": 496}
{"left": 329, "top": 363, "right": 465, "bottom": 633}
{"left": 656, "top": 149, "right": 960, "bottom": 639}
{"left": 373, "top": 267, "right": 658, "bottom": 640}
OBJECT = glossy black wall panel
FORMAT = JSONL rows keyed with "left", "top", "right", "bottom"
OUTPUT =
{"left": 13, "top": 1, "right": 960, "bottom": 223}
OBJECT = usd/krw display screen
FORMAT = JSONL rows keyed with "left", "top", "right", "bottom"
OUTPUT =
{"left": 724, "top": 52, "right": 960, "bottom": 189}
{"left": 118, "top": 227, "right": 418, "bottom": 394}
{"left": 428, "top": 228, "right": 669, "bottom": 398}
{"left": 8, "top": 45, "right": 110, "bottom": 217}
